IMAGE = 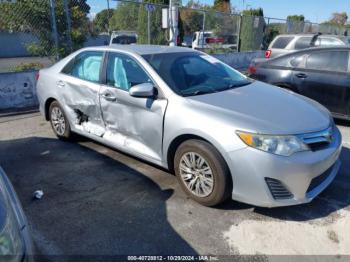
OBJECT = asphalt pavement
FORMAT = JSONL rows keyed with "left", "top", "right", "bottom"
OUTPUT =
{"left": 0, "top": 112, "right": 350, "bottom": 259}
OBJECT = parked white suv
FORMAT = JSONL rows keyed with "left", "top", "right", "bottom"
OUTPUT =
{"left": 266, "top": 33, "right": 350, "bottom": 58}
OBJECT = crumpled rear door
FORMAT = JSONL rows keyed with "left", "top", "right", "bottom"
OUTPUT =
{"left": 58, "top": 51, "right": 105, "bottom": 136}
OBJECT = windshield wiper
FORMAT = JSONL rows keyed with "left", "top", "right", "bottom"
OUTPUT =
{"left": 182, "top": 81, "right": 252, "bottom": 97}
{"left": 220, "top": 81, "right": 252, "bottom": 90}
{"left": 182, "top": 89, "right": 218, "bottom": 97}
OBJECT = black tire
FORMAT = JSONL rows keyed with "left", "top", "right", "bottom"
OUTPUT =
{"left": 49, "top": 101, "right": 72, "bottom": 140}
{"left": 174, "top": 139, "right": 232, "bottom": 206}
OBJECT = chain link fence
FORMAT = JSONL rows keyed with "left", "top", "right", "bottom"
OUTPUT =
{"left": 1, "top": 0, "right": 349, "bottom": 73}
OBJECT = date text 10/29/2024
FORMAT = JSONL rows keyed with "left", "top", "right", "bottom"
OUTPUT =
{"left": 127, "top": 256, "right": 219, "bottom": 261}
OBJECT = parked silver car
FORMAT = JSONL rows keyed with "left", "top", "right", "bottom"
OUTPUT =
{"left": 266, "top": 33, "right": 350, "bottom": 58}
{"left": 36, "top": 45, "right": 342, "bottom": 207}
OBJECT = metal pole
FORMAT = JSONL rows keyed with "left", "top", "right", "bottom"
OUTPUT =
{"left": 63, "top": 0, "right": 73, "bottom": 52}
{"left": 201, "top": 11, "right": 205, "bottom": 49}
{"left": 49, "top": 0, "right": 59, "bottom": 60}
{"left": 169, "top": 0, "right": 178, "bottom": 46}
{"left": 147, "top": 10, "right": 151, "bottom": 44}
{"left": 107, "top": 0, "right": 111, "bottom": 35}
{"left": 237, "top": 14, "right": 243, "bottom": 52}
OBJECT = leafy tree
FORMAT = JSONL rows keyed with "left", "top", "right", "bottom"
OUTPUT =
{"left": 328, "top": 12, "right": 348, "bottom": 26}
{"left": 213, "top": 0, "right": 230, "bottom": 13}
{"left": 180, "top": 0, "right": 205, "bottom": 35}
{"left": 93, "top": 9, "right": 113, "bottom": 34}
{"left": 287, "top": 15, "right": 305, "bottom": 22}
{"left": 179, "top": 0, "right": 220, "bottom": 42}
{"left": 319, "top": 12, "right": 349, "bottom": 35}
{"left": 239, "top": 8, "right": 265, "bottom": 51}
{"left": 109, "top": 2, "right": 139, "bottom": 32}
{"left": 242, "top": 8, "right": 263, "bottom": 17}
{"left": 137, "top": 0, "right": 168, "bottom": 45}
{"left": 0, "top": 0, "right": 91, "bottom": 59}
{"left": 286, "top": 15, "right": 305, "bottom": 33}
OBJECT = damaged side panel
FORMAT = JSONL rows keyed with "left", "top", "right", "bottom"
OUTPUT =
{"left": 60, "top": 76, "right": 106, "bottom": 137}
{"left": 99, "top": 86, "right": 167, "bottom": 162}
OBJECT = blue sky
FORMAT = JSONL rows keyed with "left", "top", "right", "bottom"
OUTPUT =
{"left": 87, "top": 0, "right": 349, "bottom": 23}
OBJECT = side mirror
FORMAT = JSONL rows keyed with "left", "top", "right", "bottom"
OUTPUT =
{"left": 129, "top": 83, "right": 155, "bottom": 98}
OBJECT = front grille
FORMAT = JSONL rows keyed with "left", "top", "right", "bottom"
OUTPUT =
{"left": 307, "top": 165, "right": 334, "bottom": 193}
{"left": 298, "top": 125, "right": 334, "bottom": 152}
{"left": 265, "top": 178, "right": 294, "bottom": 200}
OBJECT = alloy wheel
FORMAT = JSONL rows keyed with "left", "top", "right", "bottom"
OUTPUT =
{"left": 179, "top": 152, "right": 214, "bottom": 197}
{"left": 50, "top": 106, "right": 66, "bottom": 136}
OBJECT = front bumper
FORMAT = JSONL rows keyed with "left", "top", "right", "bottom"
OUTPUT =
{"left": 227, "top": 126, "right": 342, "bottom": 207}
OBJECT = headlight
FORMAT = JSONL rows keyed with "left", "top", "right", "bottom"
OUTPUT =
{"left": 237, "top": 131, "right": 309, "bottom": 156}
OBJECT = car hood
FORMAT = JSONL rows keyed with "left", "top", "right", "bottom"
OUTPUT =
{"left": 186, "top": 81, "right": 331, "bottom": 135}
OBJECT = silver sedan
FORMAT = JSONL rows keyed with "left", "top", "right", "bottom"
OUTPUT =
{"left": 36, "top": 45, "right": 342, "bottom": 207}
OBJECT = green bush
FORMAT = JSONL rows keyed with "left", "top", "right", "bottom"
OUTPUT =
{"left": 13, "top": 62, "right": 44, "bottom": 72}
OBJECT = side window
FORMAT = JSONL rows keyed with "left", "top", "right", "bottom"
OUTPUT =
{"left": 62, "top": 51, "right": 103, "bottom": 83}
{"left": 306, "top": 51, "right": 349, "bottom": 72}
{"left": 106, "top": 53, "right": 152, "bottom": 91}
{"left": 294, "top": 37, "right": 312, "bottom": 50}
{"left": 271, "top": 37, "right": 294, "bottom": 49}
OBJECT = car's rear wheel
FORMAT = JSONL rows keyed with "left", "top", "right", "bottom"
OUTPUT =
{"left": 49, "top": 101, "right": 72, "bottom": 140}
{"left": 174, "top": 139, "right": 232, "bottom": 206}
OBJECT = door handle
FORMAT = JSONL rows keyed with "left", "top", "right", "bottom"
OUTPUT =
{"left": 57, "top": 80, "right": 65, "bottom": 87}
{"left": 295, "top": 73, "right": 308, "bottom": 79}
{"left": 101, "top": 92, "right": 117, "bottom": 102}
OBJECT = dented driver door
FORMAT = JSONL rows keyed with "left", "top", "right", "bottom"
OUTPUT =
{"left": 99, "top": 52, "right": 167, "bottom": 163}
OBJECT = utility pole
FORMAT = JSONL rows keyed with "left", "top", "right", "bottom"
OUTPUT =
{"left": 147, "top": 9, "right": 151, "bottom": 44}
{"left": 107, "top": 0, "right": 111, "bottom": 35}
{"left": 201, "top": 11, "right": 205, "bottom": 48}
{"left": 169, "top": 0, "right": 178, "bottom": 46}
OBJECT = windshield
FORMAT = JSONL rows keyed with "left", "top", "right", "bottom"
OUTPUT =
{"left": 142, "top": 52, "right": 252, "bottom": 96}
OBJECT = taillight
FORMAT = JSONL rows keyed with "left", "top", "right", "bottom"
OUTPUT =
{"left": 205, "top": 37, "right": 224, "bottom": 44}
{"left": 265, "top": 50, "right": 272, "bottom": 58}
{"left": 205, "top": 38, "right": 213, "bottom": 44}
{"left": 35, "top": 72, "right": 40, "bottom": 81}
{"left": 248, "top": 65, "right": 257, "bottom": 75}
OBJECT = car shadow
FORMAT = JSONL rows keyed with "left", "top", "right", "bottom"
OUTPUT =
{"left": 217, "top": 146, "right": 350, "bottom": 222}
{"left": 0, "top": 137, "right": 198, "bottom": 256}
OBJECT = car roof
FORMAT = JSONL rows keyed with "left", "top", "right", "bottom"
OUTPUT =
{"left": 268, "top": 46, "right": 350, "bottom": 61}
{"left": 289, "top": 46, "right": 350, "bottom": 53}
{"left": 82, "top": 44, "right": 196, "bottom": 56}
{"left": 276, "top": 34, "right": 344, "bottom": 38}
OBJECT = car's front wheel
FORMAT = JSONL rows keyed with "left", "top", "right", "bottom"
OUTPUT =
{"left": 174, "top": 139, "right": 232, "bottom": 206}
{"left": 49, "top": 101, "right": 72, "bottom": 140}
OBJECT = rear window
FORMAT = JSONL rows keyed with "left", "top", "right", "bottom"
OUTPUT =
{"left": 112, "top": 35, "right": 137, "bottom": 44}
{"left": 306, "top": 51, "right": 349, "bottom": 72}
{"left": 272, "top": 36, "right": 294, "bottom": 49}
